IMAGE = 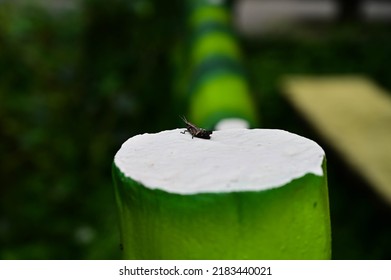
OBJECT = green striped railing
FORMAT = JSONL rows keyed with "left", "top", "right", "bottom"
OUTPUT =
{"left": 182, "top": 0, "right": 258, "bottom": 129}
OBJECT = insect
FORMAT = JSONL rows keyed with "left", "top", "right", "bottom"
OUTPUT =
{"left": 180, "top": 116, "right": 213, "bottom": 139}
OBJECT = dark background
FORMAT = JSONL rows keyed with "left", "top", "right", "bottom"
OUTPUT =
{"left": 1, "top": 0, "right": 391, "bottom": 259}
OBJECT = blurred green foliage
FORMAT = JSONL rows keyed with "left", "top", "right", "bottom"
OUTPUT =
{"left": 1, "top": 0, "right": 391, "bottom": 259}
{"left": 0, "top": 0, "right": 182, "bottom": 259}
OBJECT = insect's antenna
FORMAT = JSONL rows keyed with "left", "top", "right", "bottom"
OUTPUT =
{"left": 180, "top": 115, "right": 188, "bottom": 124}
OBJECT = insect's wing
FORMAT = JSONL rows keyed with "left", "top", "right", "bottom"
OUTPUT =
{"left": 187, "top": 126, "right": 198, "bottom": 135}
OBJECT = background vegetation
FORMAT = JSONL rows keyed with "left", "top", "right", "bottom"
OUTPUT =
{"left": 1, "top": 0, "right": 390, "bottom": 259}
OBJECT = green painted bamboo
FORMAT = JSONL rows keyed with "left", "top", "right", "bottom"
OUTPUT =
{"left": 113, "top": 128, "right": 331, "bottom": 259}
{"left": 184, "top": 0, "right": 258, "bottom": 128}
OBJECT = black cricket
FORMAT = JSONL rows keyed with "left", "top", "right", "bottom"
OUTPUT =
{"left": 181, "top": 116, "right": 213, "bottom": 139}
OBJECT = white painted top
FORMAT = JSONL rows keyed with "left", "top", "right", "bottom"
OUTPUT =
{"left": 114, "top": 128, "right": 325, "bottom": 195}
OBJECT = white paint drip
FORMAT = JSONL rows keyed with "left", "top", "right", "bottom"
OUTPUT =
{"left": 114, "top": 128, "right": 325, "bottom": 194}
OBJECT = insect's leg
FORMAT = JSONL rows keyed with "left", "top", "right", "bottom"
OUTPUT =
{"left": 181, "top": 130, "right": 187, "bottom": 134}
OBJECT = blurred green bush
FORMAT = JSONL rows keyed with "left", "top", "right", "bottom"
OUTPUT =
{"left": 0, "top": 0, "right": 182, "bottom": 259}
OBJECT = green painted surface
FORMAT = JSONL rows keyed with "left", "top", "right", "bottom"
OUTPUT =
{"left": 189, "top": 74, "right": 258, "bottom": 128}
{"left": 189, "top": 5, "right": 230, "bottom": 28}
{"left": 191, "top": 32, "right": 241, "bottom": 68}
{"left": 113, "top": 162, "right": 331, "bottom": 260}
{"left": 183, "top": 1, "right": 259, "bottom": 128}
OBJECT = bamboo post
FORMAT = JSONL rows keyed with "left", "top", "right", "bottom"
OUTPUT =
{"left": 184, "top": 0, "right": 258, "bottom": 129}
{"left": 113, "top": 128, "right": 331, "bottom": 259}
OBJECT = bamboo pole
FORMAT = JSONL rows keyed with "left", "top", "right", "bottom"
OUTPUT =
{"left": 184, "top": 0, "right": 258, "bottom": 129}
{"left": 113, "top": 128, "right": 331, "bottom": 259}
